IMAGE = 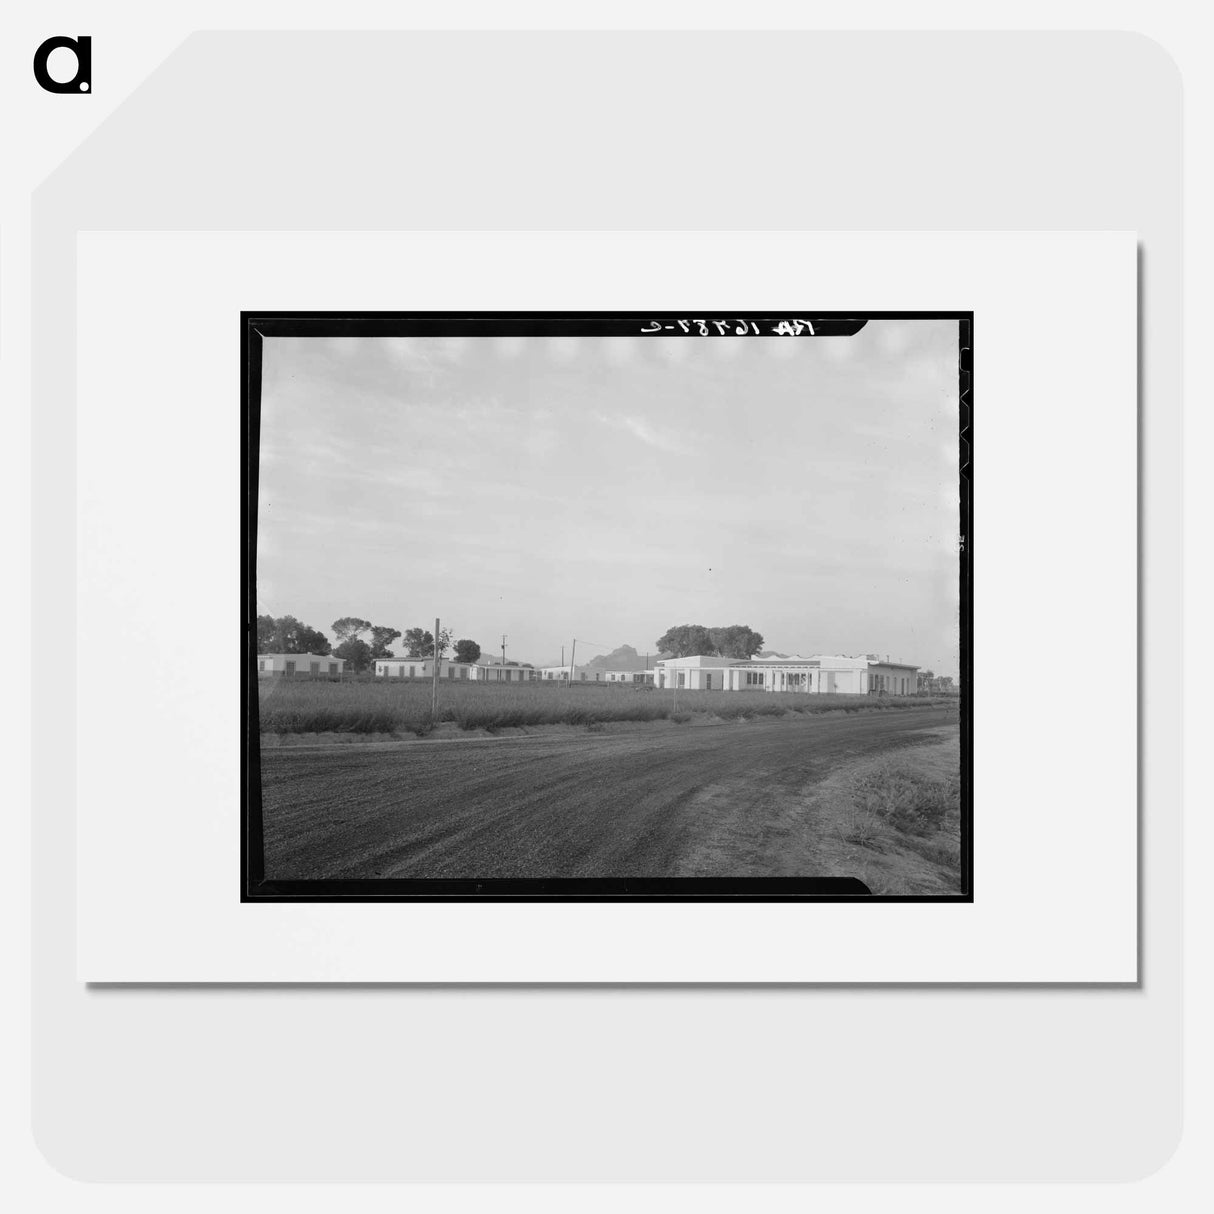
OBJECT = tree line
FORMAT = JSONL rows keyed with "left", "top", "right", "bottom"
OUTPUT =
{"left": 256, "top": 614, "right": 482, "bottom": 673}
{"left": 654, "top": 623, "right": 765, "bottom": 659}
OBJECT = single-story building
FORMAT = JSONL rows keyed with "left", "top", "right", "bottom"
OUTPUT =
{"left": 258, "top": 653, "right": 345, "bottom": 678}
{"left": 652, "top": 653, "right": 920, "bottom": 695}
{"left": 375, "top": 658, "right": 477, "bottom": 680}
{"left": 601, "top": 669, "right": 656, "bottom": 684}
{"left": 536, "top": 665, "right": 610, "bottom": 682}
{"left": 375, "top": 658, "right": 539, "bottom": 682}
{"left": 472, "top": 660, "right": 536, "bottom": 683}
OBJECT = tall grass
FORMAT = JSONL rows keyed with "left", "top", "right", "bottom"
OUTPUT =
{"left": 842, "top": 762, "right": 962, "bottom": 873}
{"left": 256, "top": 677, "right": 957, "bottom": 735}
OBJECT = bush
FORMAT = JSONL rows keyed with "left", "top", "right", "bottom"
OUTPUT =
{"left": 257, "top": 679, "right": 958, "bottom": 735}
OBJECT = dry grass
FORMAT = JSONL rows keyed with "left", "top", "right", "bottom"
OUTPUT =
{"left": 256, "top": 677, "right": 957, "bottom": 736}
{"left": 815, "top": 732, "right": 963, "bottom": 894}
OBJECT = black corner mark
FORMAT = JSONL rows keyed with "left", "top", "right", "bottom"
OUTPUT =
{"left": 33, "top": 35, "right": 91, "bottom": 94}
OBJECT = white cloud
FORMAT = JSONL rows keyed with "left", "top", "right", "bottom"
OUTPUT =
{"left": 598, "top": 412, "right": 688, "bottom": 453}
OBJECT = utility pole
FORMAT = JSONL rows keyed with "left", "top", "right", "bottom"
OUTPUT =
{"left": 560, "top": 644, "right": 564, "bottom": 667}
{"left": 567, "top": 639, "right": 576, "bottom": 687}
{"left": 501, "top": 634, "right": 507, "bottom": 667}
{"left": 431, "top": 616, "right": 440, "bottom": 719}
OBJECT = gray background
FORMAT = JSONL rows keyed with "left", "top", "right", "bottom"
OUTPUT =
{"left": 32, "top": 32, "right": 1180, "bottom": 1180}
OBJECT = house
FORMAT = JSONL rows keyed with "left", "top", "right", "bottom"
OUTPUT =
{"left": 472, "top": 659, "right": 536, "bottom": 683}
{"left": 375, "top": 658, "right": 478, "bottom": 680}
{"left": 373, "top": 658, "right": 538, "bottom": 682}
{"left": 601, "top": 670, "right": 656, "bottom": 685}
{"left": 651, "top": 653, "right": 920, "bottom": 695}
{"left": 537, "top": 665, "right": 604, "bottom": 682}
{"left": 257, "top": 653, "right": 345, "bottom": 678}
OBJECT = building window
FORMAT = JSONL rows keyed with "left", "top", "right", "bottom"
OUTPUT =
{"left": 258, "top": 660, "right": 265, "bottom": 671}
{"left": 460, "top": 667, "right": 469, "bottom": 679}
{"left": 329, "top": 663, "right": 338, "bottom": 675}
{"left": 285, "top": 661, "right": 295, "bottom": 676}
{"left": 746, "top": 671, "right": 764, "bottom": 686}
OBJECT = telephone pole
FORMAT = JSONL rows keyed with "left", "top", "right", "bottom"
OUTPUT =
{"left": 568, "top": 639, "right": 576, "bottom": 687}
{"left": 431, "top": 616, "right": 440, "bottom": 719}
{"left": 501, "top": 634, "right": 507, "bottom": 667}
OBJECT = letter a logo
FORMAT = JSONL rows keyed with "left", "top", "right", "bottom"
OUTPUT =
{"left": 33, "top": 36, "right": 92, "bottom": 93}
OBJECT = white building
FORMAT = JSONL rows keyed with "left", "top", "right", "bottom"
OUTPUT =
{"left": 537, "top": 664, "right": 593, "bottom": 681}
{"left": 473, "top": 660, "right": 536, "bottom": 683}
{"left": 257, "top": 653, "right": 345, "bottom": 678}
{"left": 533, "top": 666, "right": 656, "bottom": 684}
{"left": 376, "top": 658, "right": 538, "bottom": 682}
{"left": 652, "top": 653, "right": 920, "bottom": 695}
{"left": 375, "top": 657, "right": 475, "bottom": 680}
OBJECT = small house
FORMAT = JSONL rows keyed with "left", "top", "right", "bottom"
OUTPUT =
{"left": 257, "top": 653, "right": 345, "bottom": 678}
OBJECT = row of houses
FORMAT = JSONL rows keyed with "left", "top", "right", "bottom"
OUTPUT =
{"left": 374, "top": 653, "right": 922, "bottom": 694}
{"left": 258, "top": 651, "right": 925, "bottom": 695}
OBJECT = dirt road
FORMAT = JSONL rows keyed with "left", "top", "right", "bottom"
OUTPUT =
{"left": 259, "top": 707, "right": 957, "bottom": 880}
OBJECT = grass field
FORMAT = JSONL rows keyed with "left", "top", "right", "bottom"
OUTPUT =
{"left": 257, "top": 676, "right": 958, "bottom": 735}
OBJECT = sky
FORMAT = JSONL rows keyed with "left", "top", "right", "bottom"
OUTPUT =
{"left": 256, "top": 321, "right": 961, "bottom": 676}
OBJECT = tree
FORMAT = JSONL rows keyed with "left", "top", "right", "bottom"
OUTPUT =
{"left": 708, "top": 625, "right": 765, "bottom": 659}
{"left": 256, "top": 613, "right": 331, "bottom": 655}
{"left": 334, "top": 636, "right": 372, "bottom": 673}
{"left": 369, "top": 626, "right": 401, "bottom": 660}
{"left": 654, "top": 624, "right": 718, "bottom": 658}
{"left": 256, "top": 614, "right": 277, "bottom": 652}
{"left": 403, "top": 626, "right": 453, "bottom": 658}
{"left": 294, "top": 623, "right": 333, "bottom": 654}
{"left": 453, "top": 638, "right": 482, "bottom": 665}
{"left": 655, "top": 623, "right": 766, "bottom": 659}
{"left": 332, "top": 617, "right": 373, "bottom": 645}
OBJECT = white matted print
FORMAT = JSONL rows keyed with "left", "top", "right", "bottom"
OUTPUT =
{"left": 75, "top": 231, "right": 1135, "bottom": 981}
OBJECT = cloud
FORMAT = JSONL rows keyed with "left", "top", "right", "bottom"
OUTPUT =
{"left": 598, "top": 413, "right": 688, "bottom": 453}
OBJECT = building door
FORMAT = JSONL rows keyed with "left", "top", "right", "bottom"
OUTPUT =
{"left": 704, "top": 673, "right": 713, "bottom": 690}
{"left": 310, "top": 661, "right": 320, "bottom": 675}
{"left": 284, "top": 660, "right": 295, "bottom": 677}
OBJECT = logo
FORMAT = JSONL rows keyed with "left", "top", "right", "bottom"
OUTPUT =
{"left": 33, "top": 35, "right": 91, "bottom": 93}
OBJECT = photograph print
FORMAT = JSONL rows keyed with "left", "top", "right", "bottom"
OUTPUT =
{"left": 245, "top": 312, "right": 971, "bottom": 900}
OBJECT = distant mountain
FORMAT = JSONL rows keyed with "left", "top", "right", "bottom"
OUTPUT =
{"left": 583, "top": 644, "right": 670, "bottom": 672}
{"left": 757, "top": 650, "right": 790, "bottom": 659}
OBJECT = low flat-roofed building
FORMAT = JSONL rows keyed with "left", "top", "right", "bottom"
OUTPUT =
{"left": 258, "top": 653, "right": 345, "bottom": 678}
{"left": 473, "top": 660, "right": 536, "bottom": 682}
{"left": 601, "top": 669, "right": 655, "bottom": 684}
{"left": 537, "top": 664, "right": 602, "bottom": 681}
{"left": 652, "top": 654, "right": 736, "bottom": 691}
{"left": 375, "top": 657, "right": 478, "bottom": 680}
{"left": 652, "top": 653, "right": 920, "bottom": 694}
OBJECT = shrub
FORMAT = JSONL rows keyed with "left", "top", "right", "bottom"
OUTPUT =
{"left": 257, "top": 679, "right": 957, "bottom": 735}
